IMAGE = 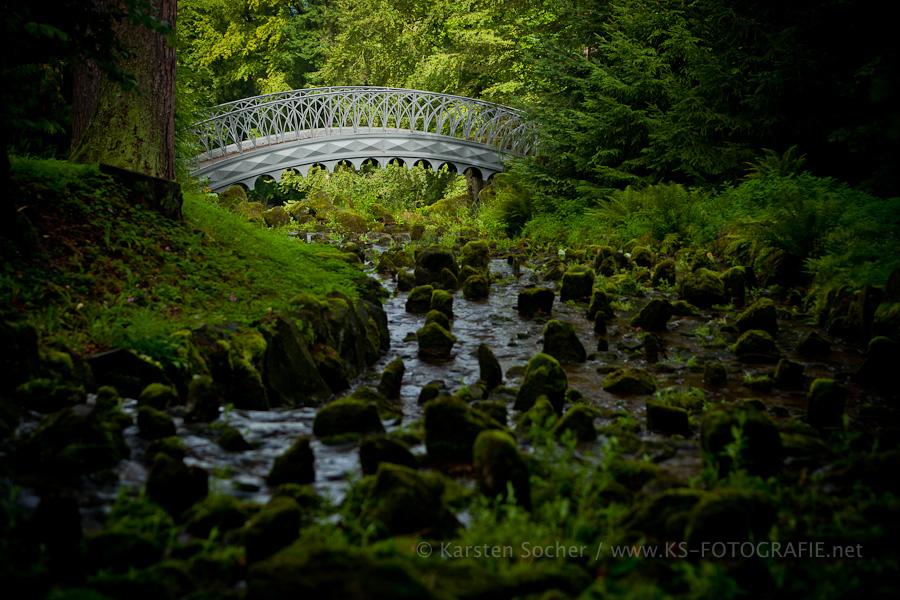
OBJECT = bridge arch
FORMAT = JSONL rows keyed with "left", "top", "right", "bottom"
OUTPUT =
{"left": 190, "top": 86, "right": 536, "bottom": 193}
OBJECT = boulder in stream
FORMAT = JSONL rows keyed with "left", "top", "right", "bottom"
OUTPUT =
{"left": 541, "top": 320, "right": 587, "bottom": 364}
{"left": 517, "top": 287, "right": 555, "bottom": 317}
{"left": 473, "top": 430, "right": 531, "bottom": 509}
{"left": 514, "top": 353, "right": 568, "bottom": 413}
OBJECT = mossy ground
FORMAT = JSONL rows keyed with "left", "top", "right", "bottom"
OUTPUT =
{"left": 2, "top": 157, "right": 361, "bottom": 361}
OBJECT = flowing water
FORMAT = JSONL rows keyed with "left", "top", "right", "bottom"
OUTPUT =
{"left": 15, "top": 243, "right": 871, "bottom": 530}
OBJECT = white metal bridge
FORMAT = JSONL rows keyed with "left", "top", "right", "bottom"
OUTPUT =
{"left": 190, "top": 86, "right": 538, "bottom": 192}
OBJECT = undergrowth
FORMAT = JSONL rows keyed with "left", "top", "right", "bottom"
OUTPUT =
{"left": 1, "top": 156, "right": 362, "bottom": 359}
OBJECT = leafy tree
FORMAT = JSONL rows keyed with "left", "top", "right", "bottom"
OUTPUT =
{"left": 178, "top": 0, "right": 330, "bottom": 105}
{"left": 524, "top": 0, "right": 900, "bottom": 209}
{"left": 317, "top": 0, "right": 558, "bottom": 105}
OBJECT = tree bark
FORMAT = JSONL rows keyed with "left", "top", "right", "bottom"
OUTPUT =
{"left": 71, "top": 0, "right": 177, "bottom": 180}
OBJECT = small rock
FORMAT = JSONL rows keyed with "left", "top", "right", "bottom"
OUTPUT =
{"left": 267, "top": 436, "right": 315, "bottom": 486}
{"left": 630, "top": 298, "right": 674, "bottom": 331}
{"left": 541, "top": 320, "right": 587, "bottom": 364}
{"left": 645, "top": 401, "right": 690, "bottom": 436}
{"left": 806, "top": 379, "right": 846, "bottom": 429}
{"left": 473, "top": 430, "right": 531, "bottom": 509}
{"left": 602, "top": 368, "right": 658, "bottom": 395}
{"left": 517, "top": 287, "right": 555, "bottom": 317}
{"left": 514, "top": 353, "right": 568, "bottom": 413}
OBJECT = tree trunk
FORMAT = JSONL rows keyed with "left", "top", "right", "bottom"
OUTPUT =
{"left": 71, "top": 0, "right": 177, "bottom": 180}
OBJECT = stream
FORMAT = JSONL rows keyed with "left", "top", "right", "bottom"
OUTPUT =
{"left": 16, "top": 242, "right": 870, "bottom": 531}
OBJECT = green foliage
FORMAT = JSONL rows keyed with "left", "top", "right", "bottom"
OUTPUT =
{"left": 178, "top": 0, "right": 328, "bottom": 105}
{"left": 721, "top": 173, "right": 900, "bottom": 287}
{"left": 2, "top": 156, "right": 361, "bottom": 359}
{"left": 280, "top": 163, "right": 465, "bottom": 215}
{"left": 317, "top": 0, "right": 555, "bottom": 104}
{"left": 587, "top": 183, "right": 706, "bottom": 244}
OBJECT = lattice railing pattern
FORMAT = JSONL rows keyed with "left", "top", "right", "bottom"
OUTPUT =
{"left": 192, "top": 87, "right": 537, "bottom": 161}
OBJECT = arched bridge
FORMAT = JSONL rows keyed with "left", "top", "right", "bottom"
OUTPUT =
{"left": 190, "top": 86, "right": 537, "bottom": 192}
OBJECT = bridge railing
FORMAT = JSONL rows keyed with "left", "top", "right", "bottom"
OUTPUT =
{"left": 191, "top": 87, "right": 538, "bottom": 163}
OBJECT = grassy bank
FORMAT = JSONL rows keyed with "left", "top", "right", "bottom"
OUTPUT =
{"left": 1, "top": 157, "right": 363, "bottom": 361}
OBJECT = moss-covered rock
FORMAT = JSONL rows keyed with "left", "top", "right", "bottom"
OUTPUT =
{"left": 471, "top": 400, "right": 507, "bottom": 425}
{"left": 806, "top": 379, "right": 846, "bottom": 428}
{"left": 184, "top": 375, "right": 221, "bottom": 422}
{"left": 424, "top": 396, "right": 504, "bottom": 462}
{"left": 313, "top": 396, "right": 385, "bottom": 438}
{"left": 477, "top": 343, "right": 503, "bottom": 388}
{"left": 552, "top": 405, "right": 598, "bottom": 441}
{"left": 417, "top": 380, "right": 450, "bottom": 405}
{"left": 430, "top": 289, "right": 454, "bottom": 319}
{"left": 559, "top": 266, "right": 595, "bottom": 301}
{"left": 86, "top": 348, "right": 170, "bottom": 399}
{"left": 377, "top": 357, "right": 405, "bottom": 400}
{"left": 262, "top": 206, "right": 290, "bottom": 228}
{"left": 630, "top": 298, "right": 674, "bottom": 331}
{"left": 416, "top": 246, "right": 459, "bottom": 284}
{"left": 460, "top": 240, "right": 490, "bottom": 269}
{"left": 700, "top": 404, "right": 782, "bottom": 477}
{"left": 243, "top": 496, "right": 302, "bottom": 563}
{"left": 354, "top": 463, "right": 458, "bottom": 538}
{"left": 217, "top": 424, "right": 252, "bottom": 451}
{"left": 630, "top": 246, "right": 654, "bottom": 268}
{"left": 14, "top": 378, "right": 86, "bottom": 414}
{"left": 359, "top": 435, "right": 418, "bottom": 476}
{"left": 261, "top": 315, "right": 332, "bottom": 407}
{"left": 217, "top": 184, "right": 247, "bottom": 209}
{"left": 681, "top": 268, "right": 727, "bottom": 308}
{"left": 517, "top": 396, "right": 557, "bottom": 430}
{"left": 702, "top": 362, "right": 728, "bottom": 386}
{"left": 514, "top": 353, "right": 568, "bottom": 413}
{"left": 14, "top": 405, "right": 129, "bottom": 476}
{"left": 651, "top": 259, "right": 677, "bottom": 287}
{"left": 440, "top": 267, "right": 458, "bottom": 291}
{"left": 138, "top": 383, "right": 179, "bottom": 410}
{"left": 333, "top": 210, "right": 368, "bottom": 233}
{"left": 310, "top": 343, "right": 349, "bottom": 394}
{"left": 462, "top": 273, "right": 490, "bottom": 300}
{"left": 143, "top": 436, "right": 185, "bottom": 462}
{"left": 541, "top": 258, "right": 567, "bottom": 281}
{"left": 686, "top": 489, "right": 776, "bottom": 546}
{"left": 406, "top": 285, "right": 434, "bottom": 314}
{"left": 856, "top": 335, "right": 900, "bottom": 390}
{"left": 774, "top": 358, "right": 805, "bottom": 389}
{"left": 473, "top": 430, "right": 530, "bottom": 509}
{"left": 423, "top": 309, "right": 451, "bottom": 332}
{"left": 736, "top": 298, "right": 778, "bottom": 335}
{"left": 602, "top": 368, "right": 657, "bottom": 395}
{"left": 137, "top": 405, "right": 176, "bottom": 440}
{"left": 267, "top": 436, "right": 315, "bottom": 486}
{"left": 586, "top": 289, "right": 614, "bottom": 320}
{"left": 366, "top": 202, "right": 393, "bottom": 223}
{"left": 184, "top": 494, "right": 253, "bottom": 538}
{"left": 720, "top": 265, "right": 749, "bottom": 306}
{"left": 517, "top": 287, "right": 555, "bottom": 317}
{"left": 645, "top": 401, "right": 690, "bottom": 437}
{"left": 146, "top": 453, "right": 209, "bottom": 516}
{"left": 732, "top": 329, "right": 781, "bottom": 363}
{"left": 797, "top": 331, "right": 831, "bottom": 357}
{"left": 416, "top": 322, "right": 457, "bottom": 358}
{"left": 541, "top": 320, "right": 587, "bottom": 364}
